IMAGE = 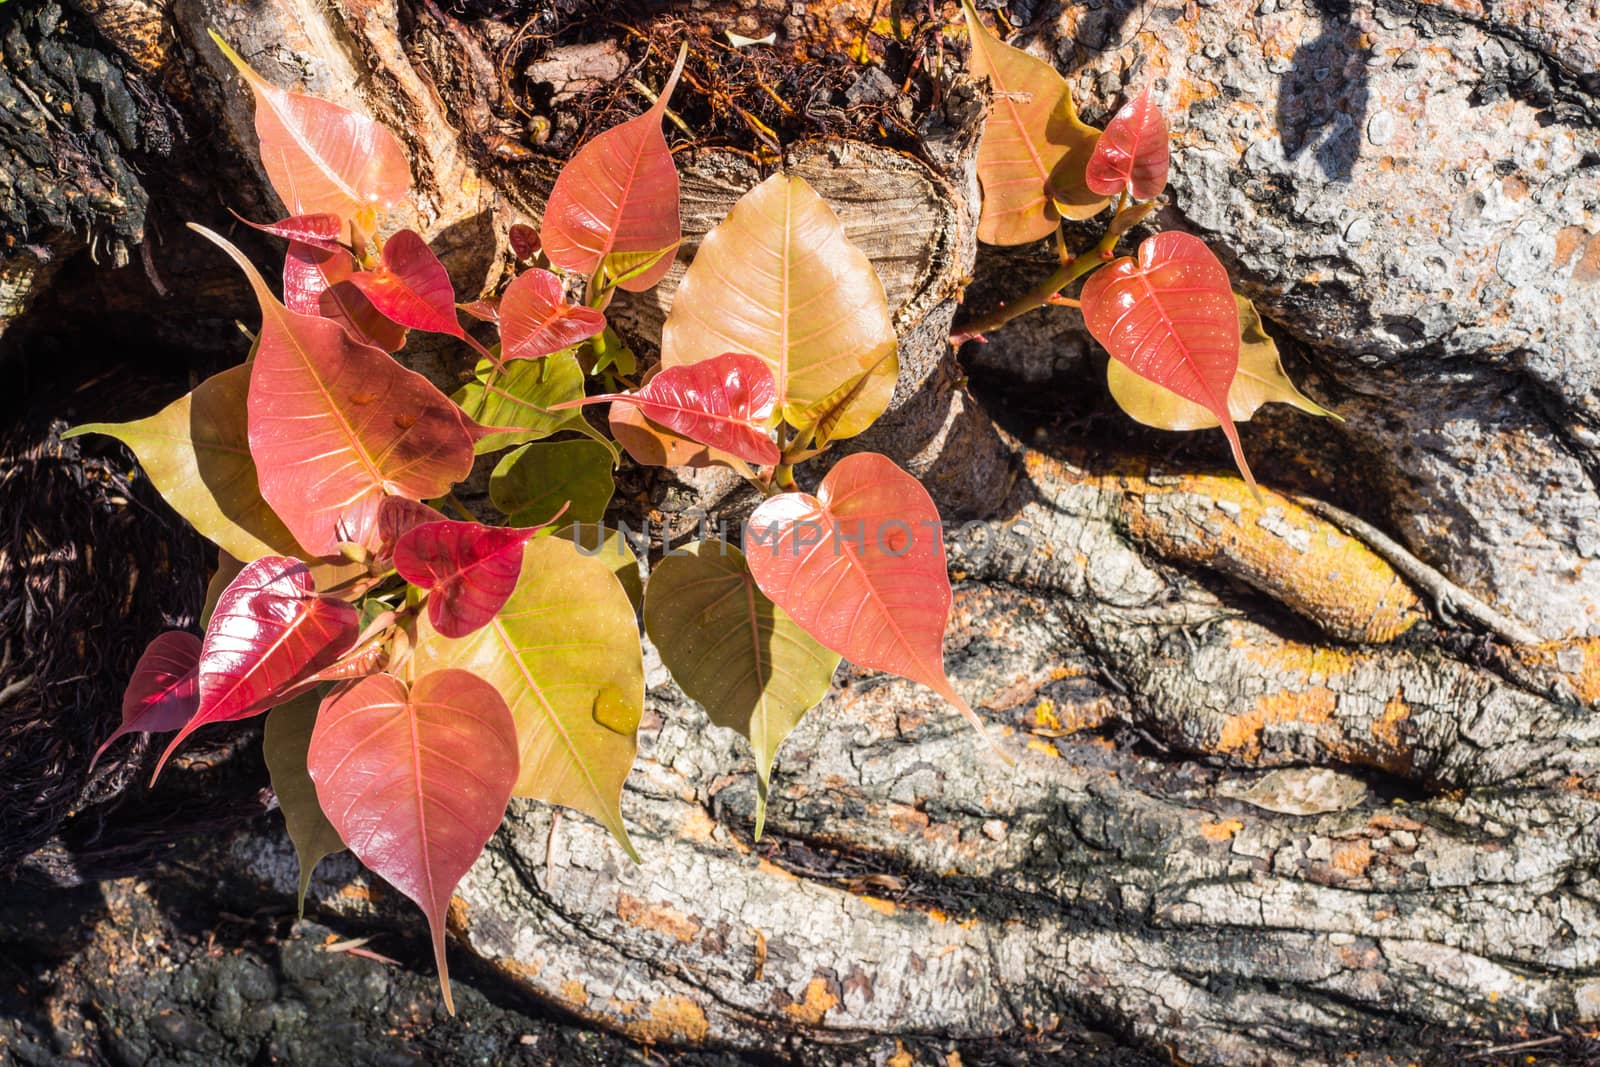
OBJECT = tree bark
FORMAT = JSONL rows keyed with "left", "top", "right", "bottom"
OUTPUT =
{"left": 4, "top": 1, "right": 1600, "bottom": 1065}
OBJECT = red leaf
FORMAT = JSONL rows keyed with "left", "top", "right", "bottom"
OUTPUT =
{"left": 393, "top": 520, "right": 543, "bottom": 638}
{"left": 153, "top": 557, "right": 360, "bottom": 781}
{"left": 194, "top": 224, "right": 481, "bottom": 556}
{"left": 375, "top": 496, "right": 448, "bottom": 562}
{"left": 562, "top": 353, "right": 779, "bottom": 466}
{"left": 498, "top": 268, "right": 606, "bottom": 361}
{"left": 458, "top": 298, "right": 500, "bottom": 325}
{"left": 743, "top": 453, "right": 1007, "bottom": 760}
{"left": 237, "top": 212, "right": 346, "bottom": 252}
{"left": 508, "top": 223, "right": 540, "bottom": 263}
{"left": 348, "top": 230, "right": 465, "bottom": 339}
{"left": 1084, "top": 82, "right": 1170, "bottom": 201}
{"left": 1079, "top": 231, "right": 1256, "bottom": 492}
{"left": 284, "top": 241, "right": 408, "bottom": 352}
{"left": 307, "top": 670, "right": 519, "bottom": 1014}
{"left": 89, "top": 632, "right": 201, "bottom": 772}
{"left": 540, "top": 44, "right": 686, "bottom": 292}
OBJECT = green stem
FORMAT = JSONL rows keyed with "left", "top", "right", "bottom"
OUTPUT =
{"left": 951, "top": 241, "right": 1111, "bottom": 343}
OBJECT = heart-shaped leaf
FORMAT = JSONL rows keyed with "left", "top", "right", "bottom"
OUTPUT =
{"left": 1080, "top": 231, "right": 1257, "bottom": 493}
{"left": 411, "top": 536, "right": 642, "bottom": 858}
{"left": 211, "top": 31, "right": 410, "bottom": 221}
{"left": 454, "top": 352, "right": 606, "bottom": 457}
{"left": 555, "top": 523, "right": 642, "bottom": 613}
{"left": 490, "top": 439, "right": 616, "bottom": 527}
{"left": 307, "top": 670, "right": 519, "bottom": 1014}
{"left": 1107, "top": 293, "right": 1341, "bottom": 430}
{"left": 1084, "top": 81, "right": 1171, "bottom": 200}
{"left": 660, "top": 174, "right": 898, "bottom": 441}
{"left": 498, "top": 268, "right": 606, "bottom": 361}
{"left": 744, "top": 452, "right": 1006, "bottom": 761}
{"left": 608, "top": 404, "right": 744, "bottom": 470}
{"left": 238, "top": 212, "right": 346, "bottom": 251}
{"left": 263, "top": 687, "right": 344, "bottom": 916}
{"left": 961, "top": 0, "right": 1107, "bottom": 243}
{"left": 541, "top": 43, "right": 686, "bottom": 292}
{"left": 375, "top": 496, "right": 449, "bottom": 563}
{"left": 347, "top": 230, "right": 466, "bottom": 340}
{"left": 154, "top": 556, "right": 361, "bottom": 781}
{"left": 89, "top": 631, "right": 202, "bottom": 772}
{"left": 393, "top": 520, "right": 542, "bottom": 639}
{"left": 284, "top": 241, "right": 408, "bottom": 352}
{"left": 65, "top": 363, "right": 303, "bottom": 563}
{"left": 645, "top": 540, "right": 839, "bottom": 838}
{"left": 508, "top": 223, "right": 540, "bottom": 263}
{"left": 561, "top": 353, "right": 779, "bottom": 466}
{"left": 193, "top": 224, "right": 480, "bottom": 556}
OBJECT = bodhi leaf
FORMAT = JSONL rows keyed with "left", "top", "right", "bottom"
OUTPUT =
{"left": 644, "top": 540, "right": 839, "bottom": 838}
{"left": 192, "top": 224, "right": 480, "bottom": 556}
{"left": 660, "top": 174, "right": 898, "bottom": 441}
{"left": 411, "top": 536, "right": 643, "bottom": 859}
{"left": 307, "top": 670, "right": 519, "bottom": 1015}
{"left": 781, "top": 349, "right": 898, "bottom": 450}
{"left": 1084, "top": 81, "right": 1171, "bottom": 201}
{"left": 154, "top": 556, "right": 360, "bottom": 782}
{"left": 89, "top": 631, "right": 201, "bottom": 772}
{"left": 490, "top": 439, "right": 616, "bottom": 527}
{"left": 348, "top": 230, "right": 467, "bottom": 340}
{"left": 1107, "top": 293, "right": 1340, "bottom": 430}
{"left": 238, "top": 212, "right": 345, "bottom": 251}
{"left": 210, "top": 31, "right": 409, "bottom": 222}
{"left": 375, "top": 496, "right": 448, "bottom": 563}
{"left": 284, "top": 241, "right": 408, "bottom": 352}
{"left": 454, "top": 352, "right": 613, "bottom": 458}
{"left": 609, "top": 404, "right": 744, "bottom": 470}
{"left": 555, "top": 523, "right": 642, "bottom": 613}
{"left": 65, "top": 362, "right": 303, "bottom": 563}
{"left": 598, "top": 244, "right": 680, "bottom": 291}
{"left": 961, "top": 0, "right": 1106, "bottom": 243}
{"left": 393, "top": 520, "right": 542, "bottom": 639}
{"left": 744, "top": 452, "right": 1008, "bottom": 762}
{"left": 541, "top": 43, "right": 686, "bottom": 292}
{"left": 262, "top": 687, "right": 344, "bottom": 917}
{"left": 201, "top": 550, "right": 246, "bottom": 630}
{"left": 559, "top": 353, "right": 779, "bottom": 466}
{"left": 498, "top": 268, "right": 606, "bottom": 361}
{"left": 1080, "top": 231, "right": 1258, "bottom": 494}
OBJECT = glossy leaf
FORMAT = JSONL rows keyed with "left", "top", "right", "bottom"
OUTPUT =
{"left": 541, "top": 43, "right": 686, "bottom": 292}
{"left": 744, "top": 453, "right": 1006, "bottom": 761}
{"left": 1084, "top": 81, "right": 1171, "bottom": 200}
{"left": 262, "top": 688, "right": 344, "bottom": 916}
{"left": 490, "top": 440, "right": 616, "bottom": 527}
{"left": 201, "top": 550, "right": 246, "bottom": 630}
{"left": 284, "top": 241, "right": 408, "bottom": 352}
{"left": 211, "top": 31, "right": 409, "bottom": 221}
{"left": 599, "top": 244, "right": 679, "bottom": 290}
{"left": 555, "top": 523, "right": 642, "bottom": 613}
{"left": 394, "top": 520, "right": 541, "bottom": 639}
{"left": 562, "top": 353, "right": 779, "bottom": 466}
{"left": 498, "top": 268, "right": 606, "bottom": 361}
{"left": 660, "top": 174, "right": 898, "bottom": 441}
{"left": 348, "top": 230, "right": 465, "bottom": 339}
{"left": 154, "top": 556, "right": 360, "bottom": 781}
{"left": 458, "top": 297, "right": 500, "bottom": 324}
{"left": 644, "top": 541, "right": 839, "bottom": 838}
{"left": 454, "top": 352, "right": 603, "bottom": 456}
{"left": 781, "top": 349, "right": 898, "bottom": 450}
{"left": 411, "top": 536, "right": 643, "bottom": 858}
{"left": 1107, "top": 293, "right": 1341, "bottom": 430}
{"left": 89, "top": 631, "right": 201, "bottom": 772}
{"left": 308, "top": 670, "right": 518, "bottom": 1015}
{"left": 375, "top": 496, "right": 448, "bottom": 562}
{"left": 508, "top": 223, "right": 540, "bottom": 263}
{"left": 238, "top": 212, "right": 345, "bottom": 251}
{"left": 961, "top": 0, "right": 1107, "bottom": 243}
{"left": 608, "top": 404, "right": 744, "bottom": 470}
{"left": 65, "top": 363, "right": 302, "bottom": 562}
{"left": 1081, "top": 231, "right": 1257, "bottom": 493}
{"left": 193, "top": 224, "right": 479, "bottom": 556}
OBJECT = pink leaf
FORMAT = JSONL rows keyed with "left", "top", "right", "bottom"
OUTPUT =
{"left": 561, "top": 352, "right": 779, "bottom": 466}
{"left": 375, "top": 496, "right": 448, "bottom": 563}
{"left": 1084, "top": 82, "right": 1171, "bottom": 200}
{"left": 238, "top": 212, "right": 346, "bottom": 251}
{"left": 393, "top": 520, "right": 543, "bottom": 638}
{"left": 284, "top": 241, "right": 408, "bottom": 352}
{"left": 458, "top": 298, "right": 500, "bottom": 325}
{"left": 153, "top": 557, "right": 360, "bottom": 781}
{"left": 307, "top": 670, "right": 519, "bottom": 1014}
{"left": 498, "top": 268, "right": 606, "bottom": 361}
{"left": 1079, "top": 231, "right": 1256, "bottom": 493}
{"left": 743, "top": 453, "right": 1007, "bottom": 761}
{"left": 540, "top": 44, "right": 686, "bottom": 292}
{"left": 89, "top": 632, "right": 201, "bottom": 772}
{"left": 347, "top": 230, "right": 465, "bottom": 339}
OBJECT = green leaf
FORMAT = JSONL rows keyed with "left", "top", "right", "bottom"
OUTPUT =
{"left": 262, "top": 688, "right": 345, "bottom": 916}
{"left": 65, "top": 364, "right": 302, "bottom": 562}
{"left": 644, "top": 540, "right": 839, "bottom": 838}
{"left": 586, "top": 326, "right": 637, "bottom": 379}
{"left": 490, "top": 440, "right": 616, "bottom": 527}
{"left": 453, "top": 351, "right": 612, "bottom": 457}
{"left": 411, "top": 536, "right": 644, "bottom": 859}
{"left": 554, "top": 523, "right": 642, "bottom": 614}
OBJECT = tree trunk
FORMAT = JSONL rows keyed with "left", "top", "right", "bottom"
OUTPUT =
{"left": 4, "top": 1, "right": 1600, "bottom": 1065}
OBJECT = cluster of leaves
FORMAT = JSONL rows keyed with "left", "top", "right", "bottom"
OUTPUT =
{"left": 71, "top": 32, "right": 999, "bottom": 1010}
{"left": 957, "top": 0, "right": 1337, "bottom": 489}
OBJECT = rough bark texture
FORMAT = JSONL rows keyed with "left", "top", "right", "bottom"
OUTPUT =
{"left": 4, "top": 0, "right": 1600, "bottom": 1065}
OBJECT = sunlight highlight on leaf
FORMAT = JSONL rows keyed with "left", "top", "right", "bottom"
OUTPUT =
{"left": 89, "top": 631, "right": 201, "bottom": 772}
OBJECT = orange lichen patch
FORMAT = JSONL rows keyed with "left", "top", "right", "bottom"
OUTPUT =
{"left": 782, "top": 977, "right": 841, "bottom": 1025}
{"left": 888, "top": 1042, "right": 916, "bottom": 1067}
{"left": 1120, "top": 473, "right": 1423, "bottom": 644}
{"left": 1372, "top": 692, "right": 1411, "bottom": 752}
{"left": 1368, "top": 813, "right": 1424, "bottom": 833}
{"left": 632, "top": 997, "right": 711, "bottom": 1044}
{"left": 858, "top": 895, "right": 897, "bottom": 916}
{"left": 1574, "top": 231, "right": 1600, "bottom": 284}
{"left": 890, "top": 805, "right": 931, "bottom": 834}
{"left": 1026, "top": 739, "right": 1061, "bottom": 759}
{"left": 494, "top": 956, "right": 543, "bottom": 983}
{"left": 757, "top": 857, "right": 800, "bottom": 882}
{"left": 677, "top": 805, "right": 721, "bottom": 843}
{"left": 617, "top": 893, "right": 703, "bottom": 943}
{"left": 1200, "top": 819, "right": 1244, "bottom": 842}
{"left": 445, "top": 896, "right": 470, "bottom": 940}
{"left": 1032, "top": 699, "right": 1062, "bottom": 730}
{"left": 1330, "top": 840, "right": 1375, "bottom": 878}
{"left": 1028, "top": 696, "right": 1111, "bottom": 737}
{"left": 338, "top": 884, "right": 373, "bottom": 903}
{"left": 1514, "top": 638, "right": 1600, "bottom": 705}
{"left": 1217, "top": 687, "right": 1337, "bottom": 759}
{"left": 1238, "top": 638, "right": 1363, "bottom": 681}
{"left": 559, "top": 979, "right": 589, "bottom": 1007}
